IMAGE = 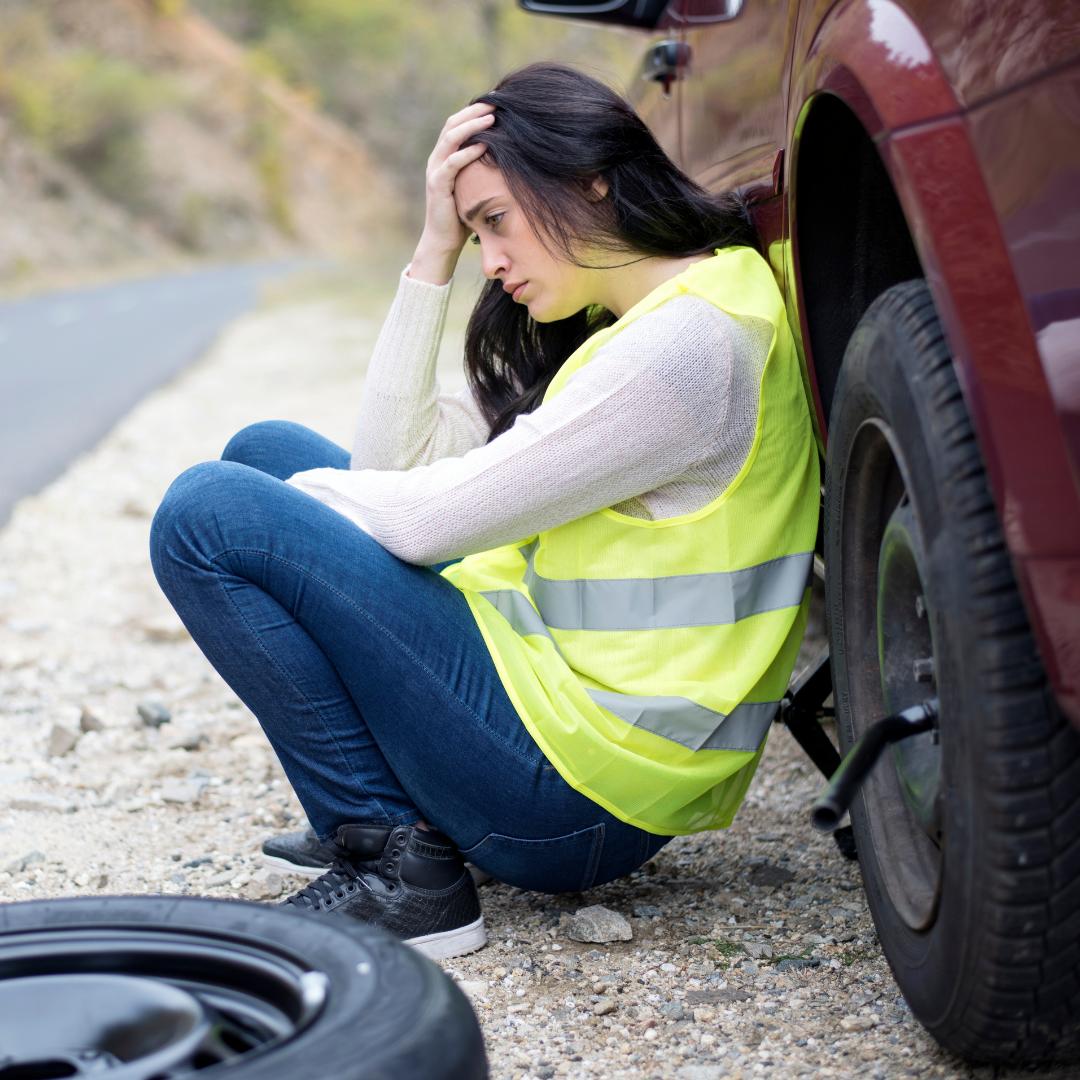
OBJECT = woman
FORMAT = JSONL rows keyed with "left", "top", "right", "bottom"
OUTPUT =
{"left": 150, "top": 63, "right": 819, "bottom": 961}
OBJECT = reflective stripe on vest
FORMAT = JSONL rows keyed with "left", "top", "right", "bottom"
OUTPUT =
{"left": 522, "top": 548, "right": 813, "bottom": 632}
{"left": 480, "top": 586, "right": 780, "bottom": 753}
{"left": 584, "top": 691, "right": 778, "bottom": 753}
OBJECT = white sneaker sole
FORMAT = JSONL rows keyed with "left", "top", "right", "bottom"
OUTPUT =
{"left": 406, "top": 915, "right": 487, "bottom": 961}
{"left": 262, "top": 854, "right": 328, "bottom": 879}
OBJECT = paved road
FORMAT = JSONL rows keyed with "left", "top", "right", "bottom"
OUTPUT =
{"left": 0, "top": 263, "right": 292, "bottom": 527}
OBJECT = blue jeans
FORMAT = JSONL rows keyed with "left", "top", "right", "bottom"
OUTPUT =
{"left": 150, "top": 421, "right": 669, "bottom": 893}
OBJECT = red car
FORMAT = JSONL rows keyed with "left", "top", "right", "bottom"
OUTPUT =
{"left": 523, "top": 0, "right": 1079, "bottom": 1062}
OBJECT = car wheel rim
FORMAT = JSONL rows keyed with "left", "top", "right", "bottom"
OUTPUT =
{"left": 0, "top": 925, "right": 328, "bottom": 1078}
{"left": 876, "top": 494, "right": 943, "bottom": 930}
{"left": 841, "top": 418, "right": 943, "bottom": 932}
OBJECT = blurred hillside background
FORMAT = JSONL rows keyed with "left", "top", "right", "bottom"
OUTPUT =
{"left": 0, "top": 0, "right": 642, "bottom": 290}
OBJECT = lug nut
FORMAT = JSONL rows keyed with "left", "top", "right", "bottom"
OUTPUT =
{"left": 915, "top": 595, "right": 927, "bottom": 618}
{"left": 914, "top": 657, "right": 935, "bottom": 683}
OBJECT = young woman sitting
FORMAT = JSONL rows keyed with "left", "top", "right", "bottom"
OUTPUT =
{"left": 150, "top": 63, "right": 819, "bottom": 960}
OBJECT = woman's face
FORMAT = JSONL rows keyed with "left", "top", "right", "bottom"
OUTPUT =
{"left": 454, "top": 160, "right": 598, "bottom": 323}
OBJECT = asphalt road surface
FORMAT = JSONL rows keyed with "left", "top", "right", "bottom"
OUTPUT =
{"left": 0, "top": 263, "right": 291, "bottom": 527}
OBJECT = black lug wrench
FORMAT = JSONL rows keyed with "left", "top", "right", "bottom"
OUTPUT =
{"left": 811, "top": 698, "right": 939, "bottom": 832}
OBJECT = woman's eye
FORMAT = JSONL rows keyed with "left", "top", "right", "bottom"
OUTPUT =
{"left": 486, "top": 213, "right": 504, "bottom": 229}
{"left": 470, "top": 233, "right": 480, "bottom": 246}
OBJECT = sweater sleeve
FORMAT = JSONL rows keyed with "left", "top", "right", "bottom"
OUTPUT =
{"left": 351, "top": 267, "right": 490, "bottom": 471}
{"left": 289, "top": 295, "right": 762, "bottom": 566}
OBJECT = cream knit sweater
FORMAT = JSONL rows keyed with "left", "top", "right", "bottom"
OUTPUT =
{"left": 288, "top": 268, "right": 772, "bottom": 565}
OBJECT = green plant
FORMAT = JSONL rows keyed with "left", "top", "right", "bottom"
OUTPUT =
{"left": 768, "top": 950, "right": 814, "bottom": 965}
{"left": 713, "top": 941, "right": 744, "bottom": 958}
{"left": 190, "top": 0, "right": 642, "bottom": 224}
{"left": 0, "top": 12, "right": 178, "bottom": 210}
{"left": 247, "top": 110, "right": 294, "bottom": 237}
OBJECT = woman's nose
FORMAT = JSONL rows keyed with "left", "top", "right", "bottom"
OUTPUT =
{"left": 481, "top": 245, "right": 508, "bottom": 281}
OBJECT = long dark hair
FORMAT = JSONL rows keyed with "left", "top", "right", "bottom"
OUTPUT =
{"left": 460, "top": 63, "right": 759, "bottom": 440}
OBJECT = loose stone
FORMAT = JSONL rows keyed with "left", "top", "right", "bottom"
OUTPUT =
{"left": 243, "top": 868, "right": 284, "bottom": 900}
{"left": 7, "top": 794, "right": 76, "bottom": 813}
{"left": 3, "top": 851, "right": 46, "bottom": 875}
{"left": 47, "top": 724, "right": 80, "bottom": 758}
{"left": 841, "top": 1014, "right": 877, "bottom": 1031}
{"left": 566, "top": 904, "right": 632, "bottom": 943}
{"left": 137, "top": 701, "right": 172, "bottom": 728}
{"left": 159, "top": 778, "right": 204, "bottom": 804}
{"left": 79, "top": 707, "right": 106, "bottom": 733}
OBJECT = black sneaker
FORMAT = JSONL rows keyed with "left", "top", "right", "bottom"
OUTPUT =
{"left": 265, "top": 825, "right": 495, "bottom": 886}
{"left": 280, "top": 824, "right": 486, "bottom": 961}
{"left": 262, "top": 827, "right": 338, "bottom": 879}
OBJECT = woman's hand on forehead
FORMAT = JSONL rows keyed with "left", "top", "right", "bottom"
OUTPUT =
{"left": 409, "top": 103, "right": 495, "bottom": 286}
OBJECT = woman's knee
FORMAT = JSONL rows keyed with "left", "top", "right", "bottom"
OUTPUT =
{"left": 222, "top": 421, "right": 307, "bottom": 470}
{"left": 221, "top": 421, "right": 348, "bottom": 479}
{"left": 150, "top": 461, "right": 248, "bottom": 576}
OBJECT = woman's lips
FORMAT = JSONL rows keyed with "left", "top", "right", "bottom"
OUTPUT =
{"left": 512, "top": 282, "right": 528, "bottom": 303}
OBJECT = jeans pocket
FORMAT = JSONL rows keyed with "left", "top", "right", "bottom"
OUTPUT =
{"left": 461, "top": 824, "right": 605, "bottom": 894}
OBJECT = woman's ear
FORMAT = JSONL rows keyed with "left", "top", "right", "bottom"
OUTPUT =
{"left": 583, "top": 174, "right": 609, "bottom": 202}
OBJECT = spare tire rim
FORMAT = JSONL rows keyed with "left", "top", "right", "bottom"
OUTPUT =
{"left": 0, "top": 925, "right": 328, "bottom": 1078}
{"left": 842, "top": 419, "right": 943, "bottom": 933}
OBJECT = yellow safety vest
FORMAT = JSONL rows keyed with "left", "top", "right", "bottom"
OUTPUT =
{"left": 442, "top": 247, "right": 819, "bottom": 835}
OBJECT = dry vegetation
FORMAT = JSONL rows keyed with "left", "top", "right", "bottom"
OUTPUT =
{"left": 0, "top": 0, "right": 393, "bottom": 285}
{"left": 0, "top": 0, "right": 644, "bottom": 289}
{"left": 192, "top": 0, "right": 645, "bottom": 222}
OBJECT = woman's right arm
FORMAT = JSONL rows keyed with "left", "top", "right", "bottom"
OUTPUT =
{"left": 351, "top": 269, "right": 489, "bottom": 471}
{"left": 352, "top": 102, "right": 495, "bottom": 472}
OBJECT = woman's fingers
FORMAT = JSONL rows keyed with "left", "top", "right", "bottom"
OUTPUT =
{"left": 441, "top": 102, "right": 495, "bottom": 137}
{"left": 446, "top": 113, "right": 495, "bottom": 148}
{"left": 427, "top": 146, "right": 488, "bottom": 208}
{"left": 428, "top": 112, "right": 494, "bottom": 170}
{"left": 429, "top": 143, "right": 489, "bottom": 193}
{"left": 433, "top": 106, "right": 493, "bottom": 157}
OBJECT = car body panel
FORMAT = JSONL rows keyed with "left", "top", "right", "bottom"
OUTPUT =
{"left": 678, "top": 0, "right": 798, "bottom": 190}
{"left": 966, "top": 61, "right": 1080, "bottom": 494}
{"left": 729, "top": 0, "right": 1080, "bottom": 723}
{"left": 520, "top": 0, "right": 1080, "bottom": 724}
{"left": 631, "top": 60, "right": 685, "bottom": 167}
{"left": 887, "top": 113, "right": 1080, "bottom": 719}
{"left": 792, "top": 0, "right": 959, "bottom": 134}
{"left": 912, "top": 0, "right": 1080, "bottom": 110}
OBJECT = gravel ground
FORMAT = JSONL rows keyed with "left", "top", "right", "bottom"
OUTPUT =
{"left": 0, "top": 266, "right": 1073, "bottom": 1080}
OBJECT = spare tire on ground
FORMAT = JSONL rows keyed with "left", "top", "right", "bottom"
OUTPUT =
{"left": 0, "top": 895, "right": 488, "bottom": 1079}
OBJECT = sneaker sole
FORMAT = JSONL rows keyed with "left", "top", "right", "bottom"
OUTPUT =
{"left": 262, "top": 854, "right": 329, "bottom": 879}
{"left": 406, "top": 915, "right": 487, "bottom": 961}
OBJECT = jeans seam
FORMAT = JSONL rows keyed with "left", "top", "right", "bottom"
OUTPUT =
{"left": 210, "top": 546, "right": 544, "bottom": 768}
{"left": 581, "top": 823, "right": 605, "bottom": 891}
{"left": 211, "top": 555, "right": 416, "bottom": 828}
{"left": 208, "top": 544, "right": 548, "bottom": 773}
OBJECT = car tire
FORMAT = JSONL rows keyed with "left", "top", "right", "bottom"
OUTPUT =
{"left": 824, "top": 279, "right": 1080, "bottom": 1062}
{"left": 0, "top": 895, "right": 488, "bottom": 1079}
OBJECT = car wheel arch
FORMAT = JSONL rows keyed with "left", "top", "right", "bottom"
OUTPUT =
{"left": 787, "top": 89, "right": 924, "bottom": 433}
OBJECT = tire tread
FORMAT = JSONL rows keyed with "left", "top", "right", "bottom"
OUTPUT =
{"left": 830, "top": 280, "right": 1080, "bottom": 1062}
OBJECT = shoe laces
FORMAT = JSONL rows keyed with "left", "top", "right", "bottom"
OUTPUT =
{"left": 282, "top": 853, "right": 387, "bottom": 911}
